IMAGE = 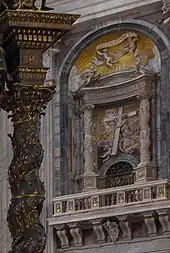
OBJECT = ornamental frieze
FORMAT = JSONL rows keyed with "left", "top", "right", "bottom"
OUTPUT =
{"left": 83, "top": 75, "right": 153, "bottom": 105}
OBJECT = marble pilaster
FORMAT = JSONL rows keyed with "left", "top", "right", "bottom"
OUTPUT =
{"left": 40, "top": 100, "right": 54, "bottom": 253}
{"left": 41, "top": 49, "right": 57, "bottom": 253}
{"left": 0, "top": 110, "right": 12, "bottom": 253}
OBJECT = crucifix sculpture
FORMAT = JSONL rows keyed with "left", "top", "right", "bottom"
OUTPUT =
{"left": 0, "top": 5, "right": 79, "bottom": 253}
{"left": 109, "top": 107, "right": 138, "bottom": 156}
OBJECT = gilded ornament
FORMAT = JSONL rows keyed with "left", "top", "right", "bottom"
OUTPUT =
{"left": 4, "top": 83, "right": 55, "bottom": 252}
{"left": 0, "top": 7, "right": 79, "bottom": 253}
{"left": 0, "top": 0, "right": 53, "bottom": 12}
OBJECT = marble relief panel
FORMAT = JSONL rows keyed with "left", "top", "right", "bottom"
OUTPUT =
{"left": 93, "top": 102, "right": 140, "bottom": 169}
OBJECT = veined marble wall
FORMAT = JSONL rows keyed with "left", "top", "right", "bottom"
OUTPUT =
{"left": 60, "top": 237, "right": 170, "bottom": 253}
{"left": 40, "top": 100, "right": 54, "bottom": 253}
{"left": 0, "top": 111, "right": 12, "bottom": 253}
{"left": 41, "top": 50, "right": 59, "bottom": 253}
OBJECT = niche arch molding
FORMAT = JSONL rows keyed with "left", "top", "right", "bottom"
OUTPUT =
{"left": 58, "top": 19, "right": 170, "bottom": 194}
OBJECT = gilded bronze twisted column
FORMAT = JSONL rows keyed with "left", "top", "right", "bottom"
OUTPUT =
{"left": 2, "top": 83, "right": 55, "bottom": 252}
{"left": 0, "top": 7, "right": 79, "bottom": 253}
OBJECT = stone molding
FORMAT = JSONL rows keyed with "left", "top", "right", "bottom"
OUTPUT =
{"left": 49, "top": 179, "right": 169, "bottom": 225}
{"left": 51, "top": 0, "right": 161, "bottom": 24}
{"left": 82, "top": 72, "right": 156, "bottom": 105}
{"left": 51, "top": 210, "right": 170, "bottom": 249}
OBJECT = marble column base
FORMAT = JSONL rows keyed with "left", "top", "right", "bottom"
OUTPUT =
{"left": 135, "top": 163, "right": 156, "bottom": 183}
{"left": 82, "top": 172, "right": 98, "bottom": 191}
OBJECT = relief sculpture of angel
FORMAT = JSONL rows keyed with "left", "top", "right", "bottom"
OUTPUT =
{"left": 80, "top": 65, "right": 100, "bottom": 87}
{"left": 91, "top": 32, "right": 141, "bottom": 69}
{"left": 92, "top": 48, "right": 123, "bottom": 68}
{"left": 162, "top": 0, "right": 170, "bottom": 14}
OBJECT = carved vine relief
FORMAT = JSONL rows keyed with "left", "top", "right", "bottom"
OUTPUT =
{"left": 69, "top": 31, "right": 161, "bottom": 92}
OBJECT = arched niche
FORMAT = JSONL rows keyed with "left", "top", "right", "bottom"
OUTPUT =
{"left": 98, "top": 154, "right": 139, "bottom": 189}
{"left": 59, "top": 20, "right": 170, "bottom": 195}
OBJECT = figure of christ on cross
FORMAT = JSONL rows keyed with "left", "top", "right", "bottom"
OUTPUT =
{"left": 100, "top": 107, "right": 138, "bottom": 162}
{"left": 111, "top": 107, "right": 138, "bottom": 156}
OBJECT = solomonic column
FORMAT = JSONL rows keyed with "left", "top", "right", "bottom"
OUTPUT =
{"left": 136, "top": 92, "right": 155, "bottom": 182}
{"left": 83, "top": 104, "right": 98, "bottom": 191}
{"left": 0, "top": 8, "right": 79, "bottom": 253}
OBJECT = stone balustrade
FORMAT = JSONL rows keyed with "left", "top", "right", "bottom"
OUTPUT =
{"left": 48, "top": 179, "right": 170, "bottom": 249}
{"left": 52, "top": 179, "right": 169, "bottom": 218}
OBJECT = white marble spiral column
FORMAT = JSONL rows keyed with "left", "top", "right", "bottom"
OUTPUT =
{"left": 139, "top": 94, "right": 151, "bottom": 164}
{"left": 83, "top": 104, "right": 98, "bottom": 191}
{"left": 136, "top": 93, "right": 155, "bottom": 182}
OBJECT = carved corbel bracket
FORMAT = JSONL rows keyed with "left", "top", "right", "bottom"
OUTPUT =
{"left": 119, "top": 215, "right": 131, "bottom": 240}
{"left": 158, "top": 210, "right": 170, "bottom": 234}
{"left": 54, "top": 225, "right": 69, "bottom": 249}
{"left": 144, "top": 211, "right": 160, "bottom": 236}
{"left": 68, "top": 222, "right": 83, "bottom": 246}
{"left": 102, "top": 217, "right": 122, "bottom": 243}
{"left": 91, "top": 219, "right": 105, "bottom": 243}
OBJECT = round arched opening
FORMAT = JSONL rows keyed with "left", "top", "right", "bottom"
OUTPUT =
{"left": 105, "top": 161, "right": 134, "bottom": 188}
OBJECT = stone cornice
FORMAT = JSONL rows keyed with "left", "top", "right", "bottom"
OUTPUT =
{"left": 82, "top": 72, "right": 156, "bottom": 105}
{"left": 51, "top": 0, "right": 161, "bottom": 24}
{"left": 48, "top": 200, "right": 170, "bottom": 225}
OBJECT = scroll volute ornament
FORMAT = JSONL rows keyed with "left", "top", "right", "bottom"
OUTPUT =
{"left": 162, "top": 0, "right": 170, "bottom": 15}
{"left": 161, "top": 0, "right": 170, "bottom": 24}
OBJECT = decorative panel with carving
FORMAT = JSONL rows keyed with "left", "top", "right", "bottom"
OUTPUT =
{"left": 93, "top": 102, "right": 140, "bottom": 169}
